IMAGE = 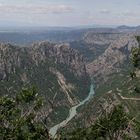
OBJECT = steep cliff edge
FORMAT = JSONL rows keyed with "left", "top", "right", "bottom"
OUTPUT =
{"left": 86, "top": 35, "right": 138, "bottom": 84}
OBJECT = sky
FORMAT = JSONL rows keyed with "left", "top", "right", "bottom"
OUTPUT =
{"left": 0, "top": 0, "right": 140, "bottom": 27}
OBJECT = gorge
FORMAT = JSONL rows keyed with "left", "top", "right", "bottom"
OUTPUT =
{"left": 1, "top": 26, "right": 140, "bottom": 139}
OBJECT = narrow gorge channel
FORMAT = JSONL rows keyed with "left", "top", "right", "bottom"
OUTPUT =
{"left": 49, "top": 84, "right": 95, "bottom": 137}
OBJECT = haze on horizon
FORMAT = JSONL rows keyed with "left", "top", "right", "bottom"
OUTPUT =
{"left": 0, "top": 0, "right": 139, "bottom": 27}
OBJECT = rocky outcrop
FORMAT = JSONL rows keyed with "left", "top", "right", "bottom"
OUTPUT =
{"left": 86, "top": 34, "right": 138, "bottom": 83}
{"left": 0, "top": 42, "right": 87, "bottom": 80}
{"left": 0, "top": 44, "right": 21, "bottom": 80}
{"left": 30, "top": 41, "right": 87, "bottom": 77}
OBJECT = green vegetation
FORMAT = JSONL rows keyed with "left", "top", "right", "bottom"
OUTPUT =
{"left": 60, "top": 105, "right": 135, "bottom": 140}
{"left": 131, "top": 47, "right": 140, "bottom": 68}
{"left": 1, "top": 87, "right": 140, "bottom": 140}
{"left": 130, "top": 36, "right": 140, "bottom": 138}
{"left": 0, "top": 87, "right": 50, "bottom": 140}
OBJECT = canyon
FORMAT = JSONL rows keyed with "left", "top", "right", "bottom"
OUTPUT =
{"left": 1, "top": 26, "right": 140, "bottom": 138}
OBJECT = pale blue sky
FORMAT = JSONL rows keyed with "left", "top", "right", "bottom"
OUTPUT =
{"left": 0, "top": 0, "right": 139, "bottom": 27}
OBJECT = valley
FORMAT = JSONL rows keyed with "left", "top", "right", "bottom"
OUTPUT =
{"left": 1, "top": 0, "right": 140, "bottom": 139}
{"left": 49, "top": 84, "right": 95, "bottom": 138}
{"left": 1, "top": 26, "right": 140, "bottom": 139}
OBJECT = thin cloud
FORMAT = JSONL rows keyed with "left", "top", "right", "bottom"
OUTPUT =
{"left": 122, "top": 11, "right": 137, "bottom": 17}
{"left": 0, "top": 4, "right": 74, "bottom": 15}
{"left": 99, "top": 9, "right": 110, "bottom": 14}
{"left": 0, "top": 3, "right": 3, "bottom": 6}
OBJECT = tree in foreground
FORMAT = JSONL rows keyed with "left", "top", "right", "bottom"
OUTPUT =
{"left": 131, "top": 36, "right": 140, "bottom": 138}
{"left": 0, "top": 87, "right": 50, "bottom": 140}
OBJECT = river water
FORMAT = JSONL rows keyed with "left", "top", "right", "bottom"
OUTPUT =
{"left": 49, "top": 84, "right": 95, "bottom": 138}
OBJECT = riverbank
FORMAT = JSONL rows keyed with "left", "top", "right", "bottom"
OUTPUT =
{"left": 49, "top": 84, "right": 95, "bottom": 138}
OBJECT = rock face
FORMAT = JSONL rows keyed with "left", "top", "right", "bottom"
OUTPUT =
{"left": 0, "top": 42, "right": 87, "bottom": 79}
{"left": 86, "top": 34, "right": 138, "bottom": 83}
{"left": 30, "top": 42, "right": 87, "bottom": 77}
{"left": 70, "top": 32, "right": 123, "bottom": 63}
{"left": 0, "top": 41, "right": 90, "bottom": 127}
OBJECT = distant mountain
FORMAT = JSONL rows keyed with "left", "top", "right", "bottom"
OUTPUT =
{"left": 0, "top": 29, "right": 90, "bottom": 45}
{"left": 116, "top": 25, "right": 140, "bottom": 34}
{"left": 117, "top": 25, "right": 135, "bottom": 29}
{"left": 0, "top": 26, "right": 140, "bottom": 45}
{"left": 117, "top": 25, "right": 140, "bottom": 29}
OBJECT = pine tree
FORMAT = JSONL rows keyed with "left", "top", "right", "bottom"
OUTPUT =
{"left": 0, "top": 87, "right": 50, "bottom": 140}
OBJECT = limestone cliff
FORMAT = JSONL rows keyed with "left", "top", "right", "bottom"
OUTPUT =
{"left": 86, "top": 35, "right": 138, "bottom": 83}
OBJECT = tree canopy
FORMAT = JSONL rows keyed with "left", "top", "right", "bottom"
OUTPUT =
{"left": 0, "top": 87, "right": 49, "bottom": 140}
